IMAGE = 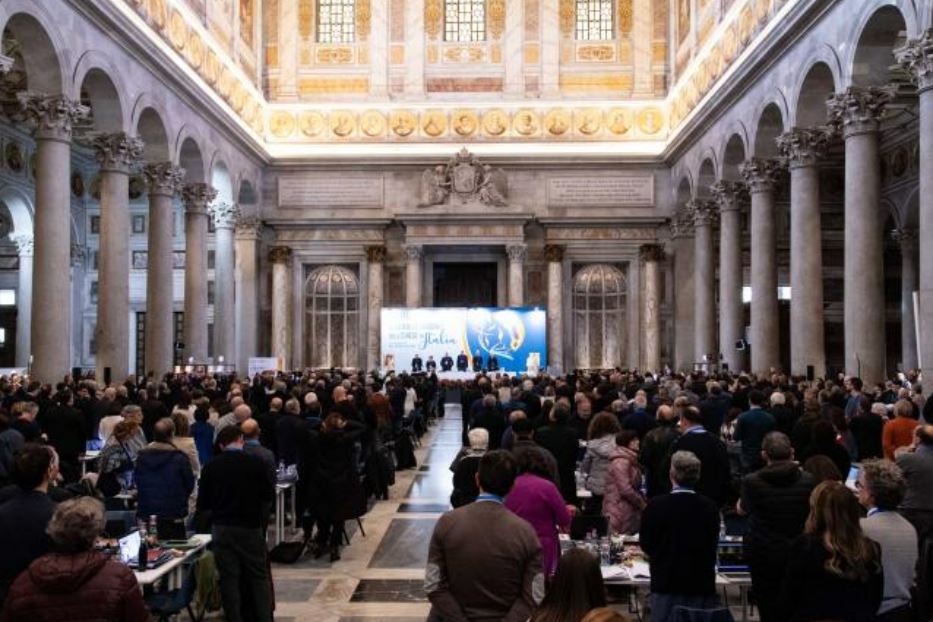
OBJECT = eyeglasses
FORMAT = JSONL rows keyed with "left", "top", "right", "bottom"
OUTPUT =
{"left": 854, "top": 479, "right": 864, "bottom": 491}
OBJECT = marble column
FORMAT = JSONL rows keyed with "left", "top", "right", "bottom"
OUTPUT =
{"left": 639, "top": 244, "right": 664, "bottom": 371}
{"left": 777, "top": 127, "right": 831, "bottom": 378}
{"left": 93, "top": 133, "right": 144, "bottom": 384}
{"left": 687, "top": 199, "right": 718, "bottom": 365}
{"left": 18, "top": 93, "right": 89, "bottom": 383}
{"left": 10, "top": 233, "right": 32, "bottom": 368}
{"left": 545, "top": 244, "right": 564, "bottom": 372}
{"left": 711, "top": 181, "right": 747, "bottom": 373}
{"left": 740, "top": 158, "right": 783, "bottom": 375}
{"left": 897, "top": 32, "right": 933, "bottom": 377}
{"left": 181, "top": 183, "right": 216, "bottom": 362}
{"left": 828, "top": 86, "right": 892, "bottom": 384}
{"left": 143, "top": 163, "right": 184, "bottom": 377}
{"left": 210, "top": 202, "right": 239, "bottom": 365}
{"left": 894, "top": 229, "right": 919, "bottom": 371}
{"left": 405, "top": 245, "right": 423, "bottom": 308}
{"left": 366, "top": 246, "right": 386, "bottom": 370}
{"left": 70, "top": 243, "right": 86, "bottom": 368}
{"left": 269, "top": 246, "right": 292, "bottom": 368}
{"left": 670, "top": 206, "right": 696, "bottom": 372}
{"left": 235, "top": 216, "right": 262, "bottom": 374}
{"left": 507, "top": 244, "right": 527, "bottom": 307}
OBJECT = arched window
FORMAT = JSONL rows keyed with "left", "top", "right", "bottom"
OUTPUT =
{"left": 318, "top": 0, "right": 356, "bottom": 43}
{"left": 576, "top": 0, "right": 614, "bottom": 40}
{"left": 572, "top": 264, "right": 626, "bottom": 369}
{"left": 305, "top": 265, "right": 360, "bottom": 368}
{"left": 445, "top": 0, "right": 486, "bottom": 42}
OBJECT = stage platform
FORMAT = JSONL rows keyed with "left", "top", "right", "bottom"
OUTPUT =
{"left": 379, "top": 370, "right": 537, "bottom": 381}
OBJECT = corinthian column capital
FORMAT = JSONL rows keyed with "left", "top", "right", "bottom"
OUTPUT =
{"left": 210, "top": 201, "right": 240, "bottom": 229}
{"left": 143, "top": 162, "right": 186, "bottom": 197}
{"left": 826, "top": 86, "right": 895, "bottom": 138}
{"left": 710, "top": 180, "right": 748, "bottom": 213}
{"left": 235, "top": 215, "right": 263, "bottom": 240}
{"left": 366, "top": 245, "right": 387, "bottom": 262}
{"left": 686, "top": 198, "right": 719, "bottom": 228}
{"left": 740, "top": 158, "right": 784, "bottom": 194}
{"left": 506, "top": 244, "right": 528, "bottom": 263}
{"left": 181, "top": 183, "right": 217, "bottom": 215}
{"left": 268, "top": 246, "right": 292, "bottom": 263}
{"left": 404, "top": 244, "right": 424, "bottom": 261}
{"left": 892, "top": 227, "right": 919, "bottom": 252}
{"left": 896, "top": 29, "right": 933, "bottom": 93}
{"left": 776, "top": 127, "right": 833, "bottom": 168}
{"left": 670, "top": 204, "right": 695, "bottom": 238}
{"left": 91, "top": 132, "right": 145, "bottom": 173}
{"left": 543, "top": 244, "right": 565, "bottom": 263}
{"left": 18, "top": 93, "right": 90, "bottom": 142}
{"left": 10, "top": 232, "right": 33, "bottom": 257}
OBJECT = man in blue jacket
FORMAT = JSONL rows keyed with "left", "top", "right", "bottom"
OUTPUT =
{"left": 134, "top": 417, "right": 195, "bottom": 538}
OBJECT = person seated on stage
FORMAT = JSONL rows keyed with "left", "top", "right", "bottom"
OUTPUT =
{"left": 441, "top": 353, "right": 454, "bottom": 372}
{"left": 426, "top": 356, "right": 437, "bottom": 373}
{"left": 488, "top": 354, "right": 500, "bottom": 372}
{"left": 411, "top": 354, "right": 424, "bottom": 373}
{"left": 472, "top": 351, "right": 484, "bottom": 373}
{"left": 456, "top": 351, "right": 469, "bottom": 372}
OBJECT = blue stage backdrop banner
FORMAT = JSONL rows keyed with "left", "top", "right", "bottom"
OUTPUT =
{"left": 381, "top": 307, "right": 547, "bottom": 373}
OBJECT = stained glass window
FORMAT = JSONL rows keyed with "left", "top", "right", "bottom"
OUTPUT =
{"left": 576, "top": 0, "right": 614, "bottom": 41}
{"left": 445, "top": 0, "right": 486, "bottom": 42}
{"left": 317, "top": 0, "right": 356, "bottom": 43}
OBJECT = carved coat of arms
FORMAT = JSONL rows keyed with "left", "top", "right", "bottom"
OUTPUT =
{"left": 419, "top": 148, "right": 508, "bottom": 207}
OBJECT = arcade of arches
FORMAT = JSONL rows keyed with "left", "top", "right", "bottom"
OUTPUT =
{"left": 0, "top": 0, "right": 931, "bottom": 387}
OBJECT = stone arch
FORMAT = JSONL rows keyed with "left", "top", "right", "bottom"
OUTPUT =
{"left": 696, "top": 157, "right": 717, "bottom": 198}
{"left": 752, "top": 102, "right": 786, "bottom": 158}
{"left": 720, "top": 133, "right": 747, "bottom": 182}
{"left": 0, "top": 5, "right": 68, "bottom": 94}
{"left": 77, "top": 67, "right": 124, "bottom": 134}
{"left": 177, "top": 134, "right": 206, "bottom": 183}
{"left": 236, "top": 178, "right": 258, "bottom": 206}
{"left": 136, "top": 107, "right": 171, "bottom": 164}
{"left": 71, "top": 51, "right": 131, "bottom": 131}
{"left": 847, "top": 4, "right": 911, "bottom": 87}
{"left": 0, "top": 185, "right": 33, "bottom": 235}
{"left": 792, "top": 59, "right": 839, "bottom": 128}
{"left": 897, "top": 185, "right": 920, "bottom": 230}
{"left": 674, "top": 174, "right": 693, "bottom": 207}
{"left": 210, "top": 158, "right": 234, "bottom": 205}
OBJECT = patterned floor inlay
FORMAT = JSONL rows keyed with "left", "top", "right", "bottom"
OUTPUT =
{"left": 349, "top": 579, "right": 428, "bottom": 602}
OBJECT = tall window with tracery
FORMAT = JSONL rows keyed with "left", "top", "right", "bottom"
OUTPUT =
{"left": 575, "top": 0, "right": 614, "bottom": 40}
{"left": 445, "top": 0, "right": 486, "bottom": 42}
{"left": 317, "top": 0, "right": 356, "bottom": 43}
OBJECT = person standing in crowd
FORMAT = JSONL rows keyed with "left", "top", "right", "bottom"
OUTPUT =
{"left": 699, "top": 382, "right": 732, "bottom": 435}
{"left": 470, "top": 395, "right": 505, "bottom": 450}
{"left": 780, "top": 481, "right": 883, "bottom": 622}
{"left": 140, "top": 383, "right": 168, "bottom": 441}
{"left": 254, "top": 396, "right": 282, "bottom": 455}
{"left": 621, "top": 393, "right": 656, "bottom": 440}
{"left": 536, "top": 401, "right": 580, "bottom": 503}
{"left": 450, "top": 428, "right": 487, "bottom": 508}
{"left": 669, "top": 406, "right": 730, "bottom": 506}
{"left": 313, "top": 412, "right": 366, "bottom": 562}
{"left": 426, "top": 356, "right": 437, "bottom": 373}
{"left": 738, "top": 432, "right": 815, "bottom": 622}
{"left": 411, "top": 353, "right": 424, "bottom": 373}
{"left": 41, "top": 390, "right": 84, "bottom": 483}
{"left": 640, "top": 405, "right": 680, "bottom": 498}
{"left": 570, "top": 394, "right": 594, "bottom": 441}
{"left": 196, "top": 425, "right": 274, "bottom": 622}
{"left": 884, "top": 399, "right": 919, "bottom": 460}
{"left": 0, "top": 445, "right": 58, "bottom": 607}
{"left": 603, "top": 429, "right": 645, "bottom": 535}
{"left": 0, "top": 413, "right": 24, "bottom": 488}
{"left": 529, "top": 549, "right": 607, "bottom": 622}
{"left": 505, "top": 446, "right": 573, "bottom": 576}
{"left": 581, "top": 412, "right": 622, "bottom": 512}
{"left": 800, "top": 419, "right": 851, "bottom": 480}
{"left": 441, "top": 353, "right": 454, "bottom": 372}
{"left": 510, "top": 418, "right": 559, "bottom": 485}
{"left": 895, "top": 424, "right": 933, "bottom": 542}
{"left": 0, "top": 496, "right": 148, "bottom": 622}
{"left": 425, "top": 450, "right": 543, "bottom": 622}
{"left": 640, "top": 450, "right": 721, "bottom": 620}
{"left": 471, "top": 350, "right": 483, "bottom": 373}
{"left": 275, "top": 399, "right": 308, "bottom": 467}
{"left": 242, "top": 418, "right": 277, "bottom": 489}
{"left": 12, "top": 402, "right": 42, "bottom": 443}
{"left": 133, "top": 418, "right": 195, "bottom": 539}
{"left": 456, "top": 351, "right": 469, "bottom": 372}
{"left": 95, "top": 420, "right": 141, "bottom": 498}
{"left": 856, "top": 460, "right": 917, "bottom": 622}
{"left": 191, "top": 404, "right": 215, "bottom": 467}
{"left": 734, "top": 390, "right": 776, "bottom": 473}
{"left": 849, "top": 397, "right": 885, "bottom": 461}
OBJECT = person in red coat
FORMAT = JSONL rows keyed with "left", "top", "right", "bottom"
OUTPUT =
{"left": 0, "top": 496, "right": 148, "bottom": 622}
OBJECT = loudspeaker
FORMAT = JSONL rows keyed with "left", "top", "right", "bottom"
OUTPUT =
{"left": 806, "top": 365, "right": 815, "bottom": 381}
{"left": 103, "top": 367, "right": 111, "bottom": 386}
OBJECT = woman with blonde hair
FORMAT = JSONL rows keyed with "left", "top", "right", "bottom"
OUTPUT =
{"left": 780, "top": 480, "right": 883, "bottom": 621}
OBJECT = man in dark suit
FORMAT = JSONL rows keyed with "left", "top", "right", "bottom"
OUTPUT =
{"left": 411, "top": 354, "right": 423, "bottom": 373}
{"left": 471, "top": 351, "right": 484, "bottom": 373}
{"left": 441, "top": 353, "right": 454, "bottom": 372}
{"left": 456, "top": 351, "right": 469, "bottom": 372}
{"left": 426, "top": 356, "right": 437, "bottom": 373}
{"left": 640, "top": 450, "right": 721, "bottom": 618}
{"left": 140, "top": 383, "right": 169, "bottom": 440}
{"left": 487, "top": 354, "right": 499, "bottom": 372}
{"left": 699, "top": 382, "right": 732, "bottom": 435}
{"left": 669, "top": 405, "right": 731, "bottom": 506}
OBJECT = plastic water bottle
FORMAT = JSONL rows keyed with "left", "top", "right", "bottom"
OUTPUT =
{"left": 719, "top": 516, "right": 727, "bottom": 541}
{"left": 137, "top": 524, "right": 149, "bottom": 571}
{"left": 599, "top": 537, "right": 611, "bottom": 566}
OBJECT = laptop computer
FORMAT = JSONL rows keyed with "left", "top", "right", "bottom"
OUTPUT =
{"left": 118, "top": 531, "right": 172, "bottom": 570}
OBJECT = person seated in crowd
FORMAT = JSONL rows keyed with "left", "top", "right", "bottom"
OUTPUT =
{"left": 734, "top": 390, "right": 776, "bottom": 474}
{"left": 857, "top": 459, "right": 917, "bottom": 622}
{"left": 0, "top": 444, "right": 58, "bottom": 607}
{"left": 640, "top": 450, "right": 721, "bottom": 620}
{"left": 197, "top": 425, "right": 275, "bottom": 622}
{"left": 738, "top": 432, "right": 815, "bottom": 622}
{"left": 450, "top": 428, "right": 488, "bottom": 508}
{"left": 780, "top": 481, "right": 883, "bottom": 622}
{"left": 883, "top": 399, "right": 919, "bottom": 460}
{"left": 640, "top": 405, "right": 679, "bottom": 499}
{"left": 536, "top": 400, "right": 580, "bottom": 504}
{"left": 133, "top": 418, "right": 195, "bottom": 540}
{"left": 581, "top": 412, "right": 622, "bottom": 512}
{"left": 669, "top": 406, "right": 731, "bottom": 507}
{"left": 896, "top": 424, "right": 933, "bottom": 541}
{"left": 603, "top": 430, "right": 645, "bottom": 535}
{"left": 425, "top": 450, "right": 543, "bottom": 622}
{"left": 505, "top": 444, "right": 573, "bottom": 576}
{"left": 0, "top": 496, "right": 148, "bottom": 622}
{"left": 529, "top": 549, "right": 606, "bottom": 622}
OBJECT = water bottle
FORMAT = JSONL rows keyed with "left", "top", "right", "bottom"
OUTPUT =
{"left": 149, "top": 515, "right": 159, "bottom": 546}
{"left": 719, "top": 516, "right": 727, "bottom": 541}
{"left": 599, "top": 537, "right": 611, "bottom": 566}
{"left": 137, "top": 523, "right": 149, "bottom": 571}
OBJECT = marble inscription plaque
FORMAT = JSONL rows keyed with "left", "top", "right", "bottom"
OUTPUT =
{"left": 278, "top": 173, "right": 385, "bottom": 208}
{"left": 547, "top": 174, "right": 654, "bottom": 207}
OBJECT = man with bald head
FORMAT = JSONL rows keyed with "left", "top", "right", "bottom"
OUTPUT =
{"left": 134, "top": 417, "right": 195, "bottom": 538}
{"left": 640, "top": 404, "right": 682, "bottom": 498}
{"left": 254, "top": 396, "right": 282, "bottom": 454}
{"left": 275, "top": 398, "right": 308, "bottom": 466}
{"left": 242, "top": 419, "right": 276, "bottom": 490}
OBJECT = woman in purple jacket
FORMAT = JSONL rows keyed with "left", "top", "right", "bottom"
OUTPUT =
{"left": 505, "top": 446, "right": 574, "bottom": 575}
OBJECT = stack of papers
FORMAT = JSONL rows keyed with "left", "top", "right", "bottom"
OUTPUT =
{"left": 601, "top": 561, "right": 651, "bottom": 581}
